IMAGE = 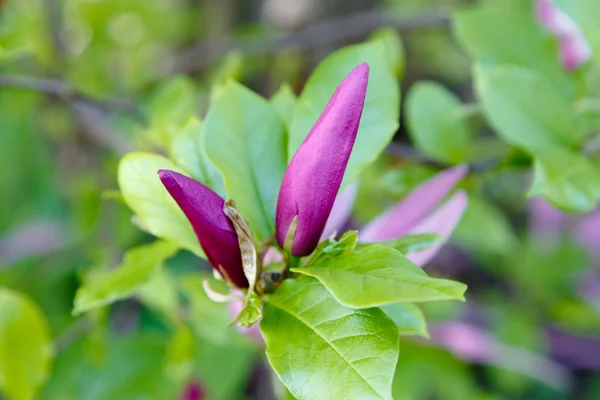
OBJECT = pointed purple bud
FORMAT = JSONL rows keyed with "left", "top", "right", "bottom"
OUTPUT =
{"left": 320, "top": 182, "right": 359, "bottom": 240}
{"left": 275, "top": 63, "right": 369, "bottom": 256}
{"left": 158, "top": 170, "right": 248, "bottom": 288}
{"left": 535, "top": 0, "right": 591, "bottom": 71}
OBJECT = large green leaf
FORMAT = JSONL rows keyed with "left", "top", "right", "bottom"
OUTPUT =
{"left": 0, "top": 289, "right": 53, "bottom": 400}
{"left": 288, "top": 42, "right": 400, "bottom": 189}
{"left": 475, "top": 65, "right": 585, "bottom": 152}
{"left": 73, "top": 241, "right": 178, "bottom": 315}
{"left": 406, "top": 82, "right": 472, "bottom": 164}
{"left": 143, "top": 76, "right": 198, "bottom": 148}
{"left": 261, "top": 277, "right": 399, "bottom": 400}
{"left": 203, "top": 81, "right": 287, "bottom": 241}
{"left": 270, "top": 84, "right": 297, "bottom": 126}
{"left": 169, "top": 118, "right": 226, "bottom": 196}
{"left": 381, "top": 303, "right": 428, "bottom": 338}
{"left": 369, "top": 27, "right": 405, "bottom": 78}
{"left": 454, "top": 0, "right": 574, "bottom": 97}
{"left": 292, "top": 245, "right": 466, "bottom": 308}
{"left": 529, "top": 146, "right": 600, "bottom": 212}
{"left": 118, "top": 152, "right": 203, "bottom": 256}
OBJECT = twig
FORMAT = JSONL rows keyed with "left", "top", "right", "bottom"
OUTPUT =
{"left": 0, "top": 74, "right": 143, "bottom": 118}
{"left": 168, "top": 10, "right": 449, "bottom": 74}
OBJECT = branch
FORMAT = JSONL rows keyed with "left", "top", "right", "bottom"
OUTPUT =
{"left": 168, "top": 10, "right": 449, "bottom": 74}
{"left": 0, "top": 74, "right": 143, "bottom": 154}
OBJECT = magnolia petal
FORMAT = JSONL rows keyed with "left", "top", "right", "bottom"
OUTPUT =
{"left": 158, "top": 170, "right": 248, "bottom": 288}
{"left": 276, "top": 63, "right": 369, "bottom": 256}
{"left": 406, "top": 190, "right": 468, "bottom": 267}
{"left": 320, "top": 182, "right": 359, "bottom": 240}
{"left": 360, "top": 165, "right": 468, "bottom": 243}
{"left": 535, "top": 0, "right": 591, "bottom": 71}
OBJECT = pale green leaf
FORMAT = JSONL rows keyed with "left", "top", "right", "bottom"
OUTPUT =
{"left": 169, "top": 118, "right": 226, "bottom": 196}
{"left": 475, "top": 65, "right": 585, "bottom": 152}
{"left": 369, "top": 27, "right": 405, "bottom": 78}
{"left": 406, "top": 82, "right": 472, "bottom": 164}
{"left": 203, "top": 81, "right": 287, "bottom": 241}
{"left": 381, "top": 303, "right": 429, "bottom": 338}
{"left": 270, "top": 83, "right": 297, "bottom": 126}
{"left": 261, "top": 277, "right": 399, "bottom": 400}
{"left": 378, "top": 233, "right": 442, "bottom": 255}
{"left": 138, "top": 267, "right": 181, "bottom": 326}
{"left": 73, "top": 241, "right": 178, "bottom": 315}
{"left": 0, "top": 289, "right": 53, "bottom": 400}
{"left": 144, "top": 76, "right": 198, "bottom": 147}
{"left": 288, "top": 42, "right": 400, "bottom": 189}
{"left": 529, "top": 146, "right": 600, "bottom": 212}
{"left": 118, "top": 152, "right": 203, "bottom": 256}
{"left": 292, "top": 245, "right": 466, "bottom": 308}
{"left": 306, "top": 231, "right": 359, "bottom": 267}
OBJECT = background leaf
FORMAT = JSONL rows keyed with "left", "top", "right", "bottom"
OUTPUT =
{"left": 118, "top": 152, "right": 203, "bottom": 256}
{"left": 261, "top": 276, "right": 399, "bottom": 400}
{"left": 529, "top": 147, "right": 600, "bottom": 212}
{"left": 203, "top": 81, "right": 288, "bottom": 241}
{"left": 270, "top": 84, "right": 297, "bottom": 126}
{"left": 293, "top": 245, "right": 466, "bottom": 308}
{"left": 406, "top": 82, "right": 472, "bottom": 164}
{"left": 475, "top": 65, "right": 584, "bottom": 152}
{"left": 169, "top": 118, "right": 226, "bottom": 197}
{"left": 381, "top": 303, "right": 429, "bottom": 337}
{"left": 73, "top": 241, "right": 178, "bottom": 315}
{"left": 0, "top": 289, "right": 53, "bottom": 400}
{"left": 288, "top": 41, "right": 400, "bottom": 189}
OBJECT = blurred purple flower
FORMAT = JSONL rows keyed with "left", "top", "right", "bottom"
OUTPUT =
{"left": 430, "top": 322, "right": 571, "bottom": 390}
{"left": 358, "top": 165, "right": 468, "bottom": 266}
{"left": 158, "top": 170, "right": 248, "bottom": 288}
{"left": 276, "top": 63, "right": 369, "bottom": 256}
{"left": 180, "top": 381, "right": 205, "bottom": 400}
{"left": 535, "top": 0, "right": 591, "bottom": 71}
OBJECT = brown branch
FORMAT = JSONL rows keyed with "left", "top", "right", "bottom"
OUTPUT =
{"left": 168, "top": 9, "right": 449, "bottom": 74}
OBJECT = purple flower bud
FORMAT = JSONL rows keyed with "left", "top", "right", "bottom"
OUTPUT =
{"left": 276, "top": 63, "right": 369, "bottom": 256}
{"left": 158, "top": 170, "right": 248, "bottom": 288}
{"left": 535, "top": 0, "right": 591, "bottom": 71}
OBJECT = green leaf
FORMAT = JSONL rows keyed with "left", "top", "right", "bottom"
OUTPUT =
{"left": 307, "top": 231, "right": 359, "bottom": 267}
{"left": 453, "top": 0, "right": 574, "bottom": 97}
{"left": 529, "top": 147, "right": 600, "bottom": 212}
{"left": 203, "top": 81, "right": 288, "bottom": 241}
{"left": 270, "top": 83, "right": 297, "bottom": 126}
{"left": 369, "top": 27, "right": 405, "bottom": 78}
{"left": 261, "top": 277, "right": 399, "bottom": 400}
{"left": 381, "top": 303, "right": 429, "bottom": 338}
{"left": 164, "top": 325, "right": 195, "bottom": 383}
{"left": 169, "top": 118, "right": 226, "bottom": 196}
{"left": 292, "top": 245, "right": 466, "bottom": 308}
{"left": 237, "top": 292, "right": 262, "bottom": 328}
{"left": 406, "top": 82, "right": 472, "bottom": 164}
{"left": 118, "top": 152, "right": 203, "bottom": 256}
{"left": 475, "top": 65, "right": 585, "bottom": 152}
{"left": 375, "top": 233, "right": 442, "bottom": 255}
{"left": 73, "top": 241, "right": 178, "bottom": 315}
{"left": 138, "top": 267, "right": 181, "bottom": 327}
{"left": 0, "top": 289, "right": 53, "bottom": 400}
{"left": 288, "top": 42, "right": 400, "bottom": 189}
{"left": 144, "top": 76, "right": 198, "bottom": 147}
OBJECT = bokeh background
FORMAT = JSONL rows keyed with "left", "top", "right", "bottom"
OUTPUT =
{"left": 1, "top": 0, "right": 599, "bottom": 399}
